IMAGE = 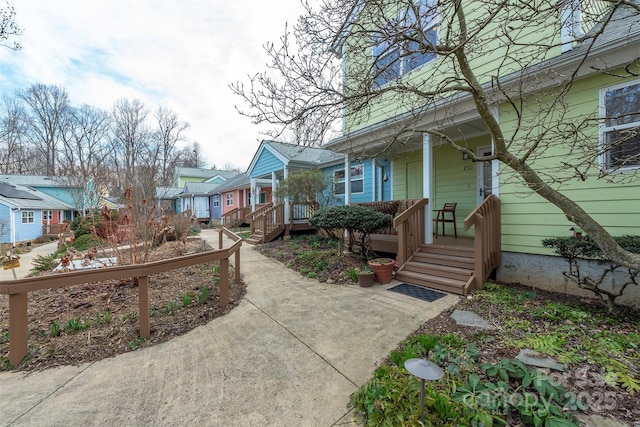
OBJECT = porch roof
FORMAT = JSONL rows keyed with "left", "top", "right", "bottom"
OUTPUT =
{"left": 182, "top": 181, "right": 220, "bottom": 196}
{"left": 214, "top": 173, "right": 250, "bottom": 193}
{"left": 247, "top": 140, "right": 346, "bottom": 178}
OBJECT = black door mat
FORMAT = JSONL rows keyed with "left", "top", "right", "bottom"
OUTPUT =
{"left": 388, "top": 283, "right": 447, "bottom": 302}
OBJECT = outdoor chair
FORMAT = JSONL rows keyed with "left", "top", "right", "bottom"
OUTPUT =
{"left": 433, "top": 202, "right": 457, "bottom": 238}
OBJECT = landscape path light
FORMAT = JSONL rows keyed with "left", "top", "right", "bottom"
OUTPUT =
{"left": 404, "top": 358, "right": 444, "bottom": 422}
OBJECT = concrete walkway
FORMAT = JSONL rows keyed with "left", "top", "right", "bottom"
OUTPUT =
{"left": 0, "top": 229, "right": 458, "bottom": 426}
{"left": 0, "top": 240, "right": 60, "bottom": 280}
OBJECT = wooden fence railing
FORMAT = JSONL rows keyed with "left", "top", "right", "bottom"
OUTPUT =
{"left": 289, "top": 202, "right": 318, "bottom": 223}
{"left": 463, "top": 195, "right": 501, "bottom": 291}
{"left": 0, "top": 228, "right": 242, "bottom": 366}
{"left": 393, "top": 198, "right": 428, "bottom": 265}
{"left": 222, "top": 207, "right": 252, "bottom": 228}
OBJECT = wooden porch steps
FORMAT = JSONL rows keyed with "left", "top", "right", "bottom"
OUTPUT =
{"left": 395, "top": 244, "right": 475, "bottom": 296}
{"left": 245, "top": 234, "right": 263, "bottom": 245}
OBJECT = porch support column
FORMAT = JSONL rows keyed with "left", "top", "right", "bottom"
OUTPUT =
{"left": 344, "top": 155, "right": 351, "bottom": 205}
{"left": 250, "top": 178, "right": 257, "bottom": 212}
{"left": 423, "top": 133, "right": 434, "bottom": 245}
{"left": 283, "top": 167, "right": 290, "bottom": 224}
{"left": 271, "top": 171, "right": 277, "bottom": 204}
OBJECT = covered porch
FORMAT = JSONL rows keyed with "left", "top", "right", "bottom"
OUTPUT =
{"left": 244, "top": 196, "right": 500, "bottom": 296}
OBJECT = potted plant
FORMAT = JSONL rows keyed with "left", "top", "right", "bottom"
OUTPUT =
{"left": 356, "top": 266, "right": 375, "bottom": 287}
{"left": 367, "top": 257, "right": 395, "bottom": 284}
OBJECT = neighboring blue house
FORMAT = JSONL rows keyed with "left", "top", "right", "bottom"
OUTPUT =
{"left": 0, "top": 175, "right": 87, "bottom": 220}
{"left": 0, "top": 182, "right": 75, "bottom": 245}
{"left": 246, "top": 140, "right": 392, "bottom": 211}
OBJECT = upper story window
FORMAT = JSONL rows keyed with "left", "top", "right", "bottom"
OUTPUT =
{"left": 372, "top": 0, "right": 439, "bottom": 87}
{"left": 560, "top": 0, "right": 583, "bottom": 52}
{"left": 600, "top": 80, "right": 640, "bottom": 171}
{"left": 22, "top": 211, "right": 35, "bottom": 224}
{"left": 334, "top": 164, "right": 364, "bottom": 195}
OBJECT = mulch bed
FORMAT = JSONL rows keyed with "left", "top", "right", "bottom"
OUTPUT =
{"left": 0, "top": 238, "right": 246, "bottom": 372}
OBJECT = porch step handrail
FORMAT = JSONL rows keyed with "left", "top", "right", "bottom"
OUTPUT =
{"left": 249, "top": 203, "right": 275, "bottom": 235}
{"left": 222, "top": 207, "right": 241, "bottom": 227}
{"left": 463, "top": 195, "right": 501, "bottom": 291}
{"left": 393, "top": 198, "right": 428, "bottom": 266}
{"left": 248, "top": 202, "right": 285, "bottom": 243}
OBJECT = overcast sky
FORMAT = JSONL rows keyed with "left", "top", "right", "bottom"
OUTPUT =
{"left": 0, "top": 0, "right": 306, "bottom": 171}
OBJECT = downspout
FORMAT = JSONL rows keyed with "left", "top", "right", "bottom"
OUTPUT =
{"left": 371, "top": 159, "right": 376, "bottom": 201}
{"left": 423, "top": 134, "right": 434, "bottom": 245}
{"left": 11, "top": 208, "right": 18, "bottom": 247}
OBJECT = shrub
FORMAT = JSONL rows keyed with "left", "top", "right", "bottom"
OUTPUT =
{"left": 309, "top": 205, "right": 392, "bottom": 258}
{"left": 30, "top": 254, "right": 58, "bottom": 275}
{"left": 542, "top": 235, "right": 640, "bottom": 311}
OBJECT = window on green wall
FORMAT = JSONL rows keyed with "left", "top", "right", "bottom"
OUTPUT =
{"left": 22, "top": 211, "right": 34, "bottom": 224}
{"left": 600, "top": 80, "right": 640, "bottom": 171}
{"left": 334, "top": 164, "right": 364, "bottom": 195}
{"left": 372, "top": 0, "right": 439, "bottom": 87}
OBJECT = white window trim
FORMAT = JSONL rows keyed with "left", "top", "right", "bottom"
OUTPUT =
{"left": 560, "top": 0, "right": 583, "bottom": 53}
{"left": 225, "top": 193, "right": 234, "bottom": 206}
{"left": 334, "top": 165, "right": 365, "bottom": 195}
{"left": 599, "top": 79, "right": 640, "bottom": 172}
{"left": 21, "top": 211, "right": 35, "bottom": 224}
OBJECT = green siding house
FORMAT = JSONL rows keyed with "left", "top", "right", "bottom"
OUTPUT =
{"left": 326, "top": 0, "right": 640, "bottom": 302}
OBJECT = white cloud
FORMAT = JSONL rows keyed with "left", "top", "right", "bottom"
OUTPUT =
{"left": 0, "top": 0, "right": 306, "bottom": 170}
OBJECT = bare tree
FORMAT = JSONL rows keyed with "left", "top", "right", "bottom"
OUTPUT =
{"left": 0, "top": 0, "right": 21, "bottom": 50}
{"left": 55, "top": 104, "right": 113, "bottom": 210}
{"left": 110, "top": 98, "right": 152, "bottom": 198}
{"left": 153, "top": 106, "right": 189, "bottom": 186}
{"left": 233, "top": 0, "right": 640, "bottom": 271}
{"left": 18, "top": 84, "right": 69, "bottom": 175}
{"left": 178, "top": 141, "right": 206, "bottom": 168}
{"left": 0, "top": 95, "right": 31, "bottom": 173}
{"left": 59, "top": 104, "right": 112, "bottom": 179}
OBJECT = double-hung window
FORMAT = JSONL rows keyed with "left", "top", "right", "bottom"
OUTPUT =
{"left": 334, "top": 164, "right": 365, "bottom": 195}
{"left": 600, "top": 80, "right": 640, "bottom": 171}
{"left": 22, "top": 211, "right": 35, "bottom": 224}
{"left": 372, "top": 0, "right": 438, "bottom": 87}
{"left": 226, "top": 193, "right": 234, "bottom": 206}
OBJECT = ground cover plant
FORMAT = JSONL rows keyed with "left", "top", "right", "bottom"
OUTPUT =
{"left": 254, "top": 237, "right": 640, "bottom": 426}
{"left": 0, "top": 238, "right": 246, "bottom": 371}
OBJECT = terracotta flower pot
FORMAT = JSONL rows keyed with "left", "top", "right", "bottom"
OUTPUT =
{"left": 357, "top": 271, "right": 375, "bottom": 287}
{"left": 368, "top": 258, "right": 395, "bottom": 284}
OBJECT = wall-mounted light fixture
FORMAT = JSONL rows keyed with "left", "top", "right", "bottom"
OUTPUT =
{"left": 383, "top": 174, "right": 389, "bottom": 182}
